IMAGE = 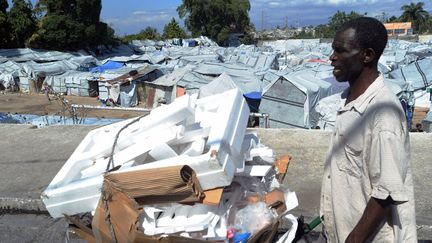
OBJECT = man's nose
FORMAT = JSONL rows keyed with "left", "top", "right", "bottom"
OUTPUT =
{"left": 329, "top": 52, "right": 336, "bottom": 61}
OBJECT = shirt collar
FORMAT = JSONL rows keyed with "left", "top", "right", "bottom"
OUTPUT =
{"left": 338, "top": 74, "right": 385, "bottom": 114}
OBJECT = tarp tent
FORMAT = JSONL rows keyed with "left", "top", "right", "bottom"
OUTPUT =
{"left": 389, "top": 58, "right": 432, "bottom": 91}
{"left": 0, "top": 48, "right": 75, "bottom": 62}
{"left": 422, "top": 110, "right": 432, "bottom": 132}
{"left": 198, "top": 72, "right": 238, "bottom": 98}
{"left": 260, "top": 72, "right": 333, "bottom": 128}
{"left": 177, "top": 62, "right": 263, "bottom": 97}
{"left": 0, "top": 61, "right": 22, "bottom": 89}
{"left": 44, "top": 70, "right": 95, "bottom": 95}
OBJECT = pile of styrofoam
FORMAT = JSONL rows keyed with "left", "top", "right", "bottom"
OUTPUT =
{"left": 42, "top": 88, "right": 298, "bottom": 242}
{"left": 43, "top": 88, "right": 271, "bottom": 216}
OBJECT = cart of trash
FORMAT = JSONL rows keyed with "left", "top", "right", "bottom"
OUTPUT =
{"left": 42, "top": 89, "right": 302, "bottom": 242}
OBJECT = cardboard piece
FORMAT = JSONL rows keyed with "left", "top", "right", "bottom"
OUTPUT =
{"left": 105, "top": 165, "right": 205, "bottom": 205}
{"left": 92, "top": 181, "right": 210, "bottom": 243}
{"left": 203, "top": 188, "right": 224, "bottom": 206}
{"left": 265, "top": 189, "right": 287, "bottom": 216}
{"left": 274, "top": 155, "right": 291, "bottom": 183}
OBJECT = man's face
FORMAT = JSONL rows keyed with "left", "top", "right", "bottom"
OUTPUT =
{"left": 330, "top": 28, "right": 364, "bottom": 83}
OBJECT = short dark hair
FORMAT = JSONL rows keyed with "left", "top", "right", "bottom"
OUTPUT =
{"left": 336, "top": 17, "right": 388, "bottom": 61}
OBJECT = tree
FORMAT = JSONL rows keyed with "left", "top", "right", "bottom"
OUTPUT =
{"left": 313, "top": 11, "right": 363, "bottom": 38}
{"left": 314, "top": 24, "right": 332, "bottom": 38}
{"left": 292, "top": 30, "right": 314, "bottom": 39}
{"left": 28, "top": 0, "right": 116, "bottom": 51}
{"left": 7, "top": 0, "right": 37, "bottom": 47}
{"left": 400, "top": 2, "right": 429, "bottom": 33}
{"left": 139, "top": 27, "right": 161, "bottom": 40}
{"left": 328, "top": 11, "right": 363, "bottom": 35}
{"left": 177, "top": 0, "right": 253, "bottom": 45}
{"left": 0, "top": 0, "right": 12, "bottom": 48}
{"left": 122, "top": 26, "right": 161, "bottom": 42}
{"left": 387, "top": 16, "right": 400, "bottom": 23}
{"left": 163, "top": 18, "right": 187, "bottom": 39}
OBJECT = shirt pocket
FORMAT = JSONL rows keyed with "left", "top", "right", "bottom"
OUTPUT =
{"left": 336, "top": 143, "right": 363, "bottom": 178}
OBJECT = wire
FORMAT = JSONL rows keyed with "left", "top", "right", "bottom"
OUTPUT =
{"left": 105, "top": 114, "right": 147, "bottom": 172}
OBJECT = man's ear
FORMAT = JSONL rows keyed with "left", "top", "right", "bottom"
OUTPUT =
{"left": 363, "top": 48, "right": 376, "bottom": 64}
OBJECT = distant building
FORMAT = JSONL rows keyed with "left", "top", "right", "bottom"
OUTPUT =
{"left": 384, "top": 22, "right": 413, "bottom": 36}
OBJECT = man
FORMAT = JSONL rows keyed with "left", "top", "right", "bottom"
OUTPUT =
{"left": 320, "top": 17, "right": 417, "bottom": 242}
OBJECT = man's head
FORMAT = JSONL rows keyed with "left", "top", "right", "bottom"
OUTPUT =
{"left": 330, "top": 17, "right": 388, "bottom": 82}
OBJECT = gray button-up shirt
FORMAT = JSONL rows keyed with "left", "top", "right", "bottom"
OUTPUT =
{"left": 320, "top": 75, "right": 417, "bottom": 242}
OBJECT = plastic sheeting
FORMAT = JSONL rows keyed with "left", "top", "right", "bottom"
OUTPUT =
{"left": 0, "top": 112, "right": 121, "bottom": 128}
{"left": 260, "top": 72, "right": 333, "bottom": 128}
{"left": 389, "top": 58, "right": 432, "bottom": 91}
{"left": 90, "top": 60, "right": 124, "bottom": 73}
{"left": 44, "top": 70, "right": 95, "bottom": 95}
{"left": 0, "top": 48, "right": 75, "bottom": 62}
{"left": 21, "top": 60, "right": 79, "bottom": 79}
{"left": 119, "top": 81, "right": 138, "bottom": 107}
{"left": 0, "top": 60, "right": 21, "bottom": 88}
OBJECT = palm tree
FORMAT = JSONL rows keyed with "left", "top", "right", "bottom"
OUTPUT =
{"left": 400, "top": 2, "right": 430, "bottom": 33}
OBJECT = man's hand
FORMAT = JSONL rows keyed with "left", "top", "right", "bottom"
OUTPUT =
{"left": 345, "top": 196, "right": 393, "bottom": 243}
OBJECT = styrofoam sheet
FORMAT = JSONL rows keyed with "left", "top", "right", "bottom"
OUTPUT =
{"left": 42, "top": 88, "right": 250, "bottom": 217}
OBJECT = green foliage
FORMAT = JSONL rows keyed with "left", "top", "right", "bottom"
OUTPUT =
{"left": 328, "top": 11, "right": 364, "bottom": 37}
{"left": 177, "top": 0, "right": 254, "bottom": 46}
{"left": 28, "top": 0, "right": 116, "bottom": 51}
{"left": 311, "top": 11, "right": 363, "bottom": 38}
{"left": 0, "top": 0, "right": 8, "bottom": 13}
{"left": 422, "top": 17, "right": 432, "bottom": 34}
{"left": 163, "top": 18, "right": 187, "bottom": 39}
{"left": 314, "top": 24, "right": 332, "bottom": 38}
{"left": 122, "top": 27, "right": 161, "bottom": 43}
{"left": 0, "top": 0, "right": 11, "bottom": 47}
{"left": 139, "top": 27, "right": 160, "bottom": 40}
{"left": 291, "top": 30, "right": 314, "bottom": 39}
{"left": 387, "top": 16, "right": 400, "bottom": 23}
{"left": 400, "top": 2, "right": 430, "bottom": 33}
{"left": 0, "top": 11, "right": 12, "bottom": 48}
{"left": 8, "top": 0, "right": 37, "bottom": 48}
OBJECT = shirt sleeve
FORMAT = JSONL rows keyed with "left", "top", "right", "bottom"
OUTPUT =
{"left": 369, "top": 130, "right": 410, "bottom": 202}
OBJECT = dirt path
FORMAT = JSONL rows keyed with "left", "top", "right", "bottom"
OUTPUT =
{"left": 0, "top": 93, "right": 148, "bottom": 119}
{"left": 0, "top": 92, "right": 429, "bottom": 125}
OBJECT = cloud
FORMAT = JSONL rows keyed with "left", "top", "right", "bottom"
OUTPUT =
{"left": 103, "top": 9, "right": 179, "bottom": 35}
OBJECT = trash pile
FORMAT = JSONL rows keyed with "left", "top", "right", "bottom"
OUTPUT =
{"left": 42, "top": 88, "right": 299, "bottom": 242}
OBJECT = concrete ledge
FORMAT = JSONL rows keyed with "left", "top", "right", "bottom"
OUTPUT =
{"left": 0, "top": 125, "right": 430, "bottom": 239}
{"left": 0, "top": 197, "right": 47, "bottom": 214}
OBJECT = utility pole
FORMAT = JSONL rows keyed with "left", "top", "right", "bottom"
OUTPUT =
{"left": 261, "top": 10, "right": 264, "bottom": 31}
{"left": 285, "top": 16, "right": 288, "bottom": 30}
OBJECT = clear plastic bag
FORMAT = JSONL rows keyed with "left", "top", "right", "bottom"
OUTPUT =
{"left": 233, "top": 201, "right": 277, "bottom": 234}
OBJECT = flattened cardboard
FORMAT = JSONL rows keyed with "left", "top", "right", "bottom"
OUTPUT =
{"left": 105, "top": 165, "right": 205, "bottom": 205}
{"left": 92, "top": 184, "right": 210, "bottom": 243}
{"left": 275, "top": 155, "right": 291, "bottom": 183}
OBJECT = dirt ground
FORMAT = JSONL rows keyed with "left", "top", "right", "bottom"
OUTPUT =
{"left": 0, "top": 92, "right": 147, "bottom": 119}
{"left": 0, "top": 92, "right": 429, "bottom": 125}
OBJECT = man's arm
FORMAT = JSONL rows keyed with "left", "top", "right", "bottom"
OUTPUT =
{"left": 345, "top": 196, "right": 393, "bottom": 243}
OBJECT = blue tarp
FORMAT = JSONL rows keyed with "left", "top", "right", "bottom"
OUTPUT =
{"left": 90, "top": 60, "right": 124, "bottom": 73}
{"left": 0, "top": 112, "right": 122, "bottom": 128}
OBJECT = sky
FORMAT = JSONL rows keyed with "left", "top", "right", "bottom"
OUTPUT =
{"left": 8, "top": 0, "right": 432, "bottom": 36}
